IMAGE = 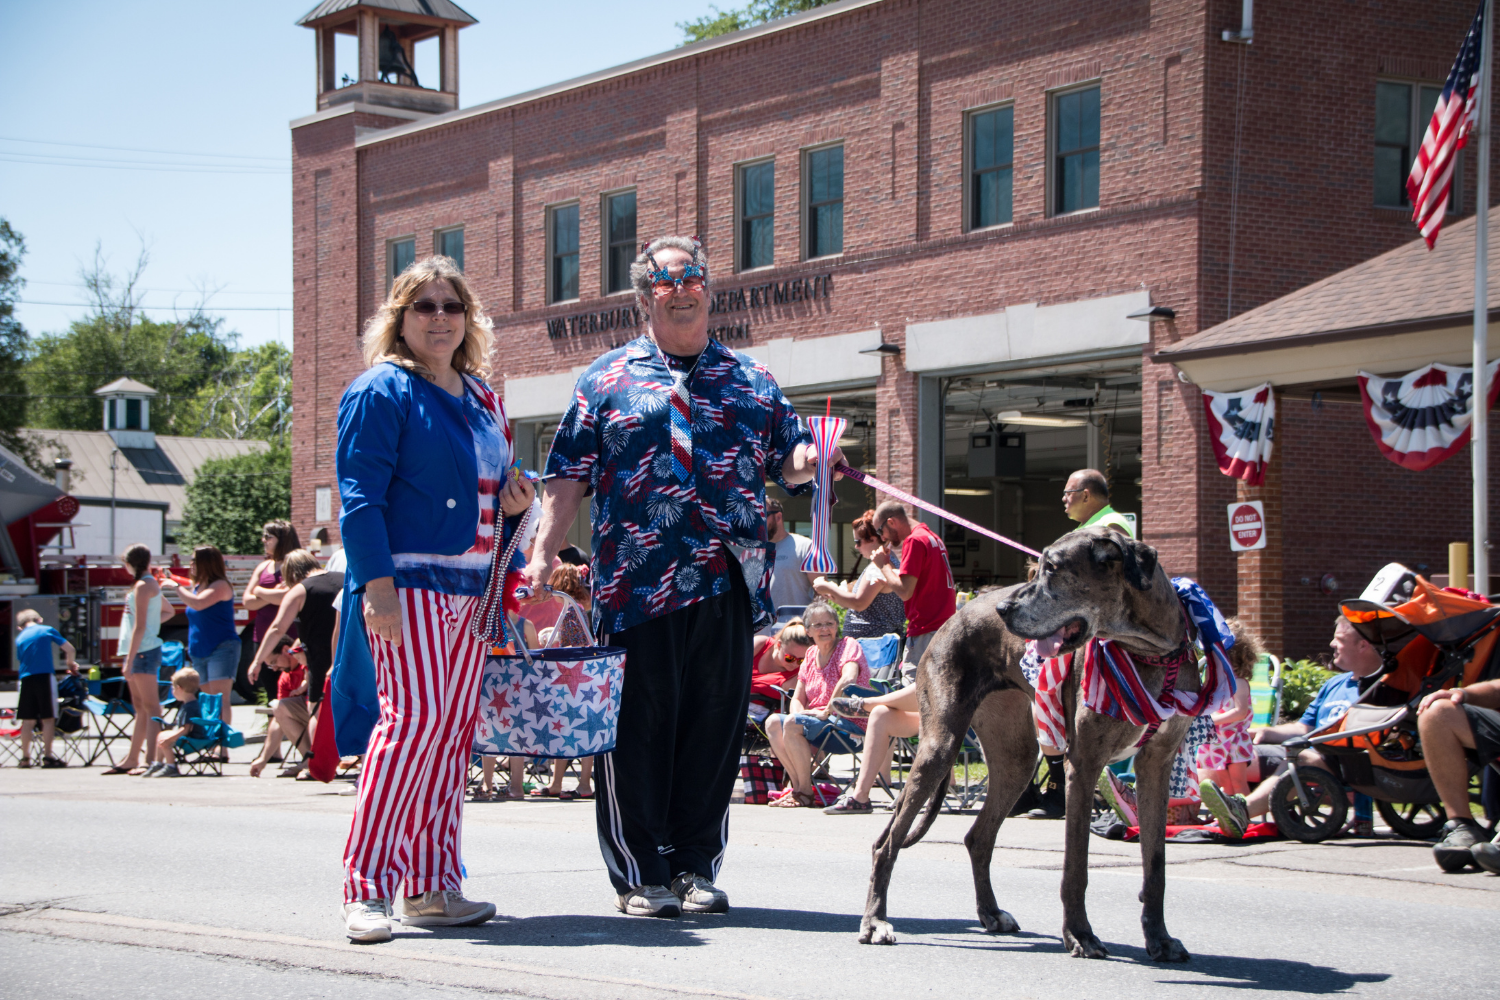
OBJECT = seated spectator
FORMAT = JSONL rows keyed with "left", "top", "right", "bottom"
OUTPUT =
{"left": 248, "top": 637, "right": 309, "bottom": 778}
{"left": 536, "top": 565, "right": 595, "bottom": 799}
{"left": 143, "top": 668, "right": 206, "bottom": 778}
{"left": 1419, "top": 677, "right": 1500, "bottom": 871}
{"left": 1200, "top": 616, "right": 1381, "bottom": 838}
{"left": 822, "top": 684, "right": 919, "bottom": 814}
{"left": 14, "top": 609, "right": 79, "bottom": 769}
{"left": 812, "top": 510, "right": 906, "bottom": 641}
{"left": 750, "top": 618, "right": 811, "bottom": 717}
{"left": 764, "top": 599, "right": 869, "bottom": 808}
{"left": 1196, "top": 623, "right": 1263, "bottom": 803}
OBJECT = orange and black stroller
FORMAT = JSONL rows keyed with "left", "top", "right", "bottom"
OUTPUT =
{"left": 1269, "top": 572, "right": 1500, "bottom": 842}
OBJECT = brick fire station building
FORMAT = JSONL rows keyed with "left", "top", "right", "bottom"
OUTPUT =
{"left": 289, "top": 0, "right": 1499, "bottom": 657}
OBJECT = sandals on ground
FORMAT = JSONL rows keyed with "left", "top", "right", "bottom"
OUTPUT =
{"left": 769, "top": 789, "right": 815, "bottom": 808}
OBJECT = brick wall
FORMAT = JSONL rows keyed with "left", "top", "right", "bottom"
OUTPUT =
{"left": 291, "top": 0, "right": 1493, "bottom": 636}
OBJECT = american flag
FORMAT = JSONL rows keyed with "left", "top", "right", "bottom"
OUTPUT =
{"left": 1408, "top": 2, "right": 1487, "bottom": 248}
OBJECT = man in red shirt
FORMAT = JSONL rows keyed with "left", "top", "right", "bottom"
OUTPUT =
{"left": 872, "top": 501, "right": 956, "bottom": 686}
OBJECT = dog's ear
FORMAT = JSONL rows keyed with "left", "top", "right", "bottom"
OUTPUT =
{"left": 1090, "top": 532, "right": 1158, "bottom": 591}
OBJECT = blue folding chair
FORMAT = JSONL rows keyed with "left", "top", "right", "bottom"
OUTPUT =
{"left": 154, "top": 693, "right": 244, "bottom": 776}
{"left": 856, "top": 633, "right": 904, "bottom": 686}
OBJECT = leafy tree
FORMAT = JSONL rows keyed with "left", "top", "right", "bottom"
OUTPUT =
{"left": 0, "top": 220, "right": 41, "bottom": 470}
{"left": 178, "top": 341, "right": 292, "bottom": 444}
{"left": 678, "top": 0, "right": 837, "bottom": 43}
{"left": 25, "top": 245, "right": 236, "bottom": 434}
{"left": 178, "top": 446, "right": 291, "bottom": 555}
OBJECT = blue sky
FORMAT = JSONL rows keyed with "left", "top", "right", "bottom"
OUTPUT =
{"left": 0, "top": 1, "right": 722, "bottom": 350}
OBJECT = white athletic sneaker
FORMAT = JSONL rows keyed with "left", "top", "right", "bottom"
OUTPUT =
{"left": 670, "top": 873, "right": 729, "bottom": 914}
{"left": 401, "top": 890, "right": 496, "bottom": 927}
{"left": 343, "top": 898, "right": 393, "bottom": 943}
{"left": 614, "top": 884, "right": 682, "bottom": 918}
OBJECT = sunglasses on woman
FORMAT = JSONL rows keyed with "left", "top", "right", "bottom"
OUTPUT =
{"left": 409, "top": 299, "right": 466, "bottom": 315}
{"left": 782, "top": 652, "right": 805, "bottom": 664}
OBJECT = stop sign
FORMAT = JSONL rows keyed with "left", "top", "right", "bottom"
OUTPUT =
{"left": 1227, "top": 501, "right": 1267, "bottom": 552}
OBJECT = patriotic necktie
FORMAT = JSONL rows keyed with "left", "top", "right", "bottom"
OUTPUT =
{"left": 668, "top": 368, "right": 693, "bottom": 482}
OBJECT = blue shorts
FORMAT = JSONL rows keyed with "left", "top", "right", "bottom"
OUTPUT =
{"left": 128, "top": 646, "right": 162, "bottom": 676}
{"left": 788, "top": 712, "right": 864, "bottom": 754}
{"left": 193, "top": 638, "right": 241, "bottom": 683}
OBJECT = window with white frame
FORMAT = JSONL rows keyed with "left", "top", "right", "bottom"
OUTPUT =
{"left": 387, "top": 236, "right": 416, "bottom": 287}
{"left": 549, "top": 203, "right": 579, "bottom": 303}
{"left": 1375, "top": 80, "right": 1458, "bottom": 210}
{"left": 804, "top": 144, "right": 843, "bottom": 258}
{"left": 738, "top": 159, "right": 775, "bottom": 270}
{"left": 1052, "top": 85, "right": 1100, "bottom": 215}
{"left": 435, "top": 226, "right": 464, "bottom": 270}
{"left": 967, "top": 104, "right": 1014, "bottom": 230}
{"left": 605, "top": 191, "right": 637, "bottom": 294}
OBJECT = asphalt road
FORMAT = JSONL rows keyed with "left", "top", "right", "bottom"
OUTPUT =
{"left": 2, "top": 760, "right": 1496, "bottom": 1000}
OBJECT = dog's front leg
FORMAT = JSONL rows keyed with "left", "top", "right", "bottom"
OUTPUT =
{"left": 1134, "top": 719, "right": 1190, "bottom": 962}
{"left": 1060, "top": 749, "right": 1110, "bottom": 958}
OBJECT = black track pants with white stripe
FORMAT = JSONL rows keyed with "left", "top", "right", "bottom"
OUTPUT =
{"left": 595, "top": 570, "right": 753, "bottom": 894}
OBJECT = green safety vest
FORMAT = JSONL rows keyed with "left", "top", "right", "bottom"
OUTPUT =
{"left": 1077, "top": 505, "right": 1135, "bottom": 538}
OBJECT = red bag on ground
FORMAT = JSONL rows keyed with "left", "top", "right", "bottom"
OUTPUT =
{"left": 308, "top": 677, "right": 340, "bottom": 783}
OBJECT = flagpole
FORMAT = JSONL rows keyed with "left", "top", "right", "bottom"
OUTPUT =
{"left": 1476, "top": 0, "right": 1493, "bottom": 594}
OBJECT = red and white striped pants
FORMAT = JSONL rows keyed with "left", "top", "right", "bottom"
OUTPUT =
{"left": 343, "top": 588, "right": 486, "bottom": 902}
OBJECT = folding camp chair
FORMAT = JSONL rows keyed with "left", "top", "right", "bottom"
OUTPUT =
{"left": 84, "top": 676, "right": 136, "bottom": 766}
{"left": 155, "top": 693, "right": 245, "bottom": 776}
{"left": 856, "top": 633, "right": 903, "bottom": 684}
{"left": 1250, "top": 653, "right": 1285, "bottom": 726}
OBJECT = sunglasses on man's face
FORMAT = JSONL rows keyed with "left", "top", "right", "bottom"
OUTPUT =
{"left": 644, "top": 247, "right": 707, "bottom": 297}
{"left": 409, "top": 299, "right": 466, "bottom": 315}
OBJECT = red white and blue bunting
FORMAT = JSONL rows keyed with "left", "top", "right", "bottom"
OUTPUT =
{"left": 1202, "top": 382, "right": 1275, "bottom": 486}
{"left": 1357, "top": 360, "right": 1500, "bottom": 471}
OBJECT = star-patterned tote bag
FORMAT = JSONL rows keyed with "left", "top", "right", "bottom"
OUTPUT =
{"left": 473, "top": 610, "right": 626, "bottom": 759}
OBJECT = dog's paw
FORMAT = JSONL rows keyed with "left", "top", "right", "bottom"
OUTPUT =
{"left": 860, "top": 918, "right": 897, "bottom": 945}
{"left": 978, "top": 906, "right": 1019, "bottom": 934}
{"left": 1063, "top": 926, "right": 1109, "bottom": 959}
{"left": 1146, "top": 935, "right": 1190, "bottom": 963}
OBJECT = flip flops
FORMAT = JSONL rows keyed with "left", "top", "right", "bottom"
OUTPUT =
{"left": 101, "top": 765, "right": 132, "bottom": 776}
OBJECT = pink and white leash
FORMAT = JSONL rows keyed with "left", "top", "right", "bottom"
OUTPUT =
{"left": 833, "top": 462, "right": 1042, "bottom": 559}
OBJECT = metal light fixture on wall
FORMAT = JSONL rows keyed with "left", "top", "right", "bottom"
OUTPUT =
{"left": 995, "top": 410, "right": 1089, "bottom": 428}
{"left": 1126, "top": 305, "right": 1177, "bottom": 321}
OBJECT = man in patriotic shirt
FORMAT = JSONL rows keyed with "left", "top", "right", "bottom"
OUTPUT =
{"left": 523, "top": 236, "right": 842, "bottom": 919}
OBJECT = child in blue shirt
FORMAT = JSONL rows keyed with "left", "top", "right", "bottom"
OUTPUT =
{"left": 14, "top": 609, "right": 79, "bottom": 768}
{"left": 143, "top": 667, "right": 206, "bottom": 778}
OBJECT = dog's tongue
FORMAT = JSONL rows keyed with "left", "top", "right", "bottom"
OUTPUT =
{"left": 1033, "top": 627, "right": 1070, "bottom": 658}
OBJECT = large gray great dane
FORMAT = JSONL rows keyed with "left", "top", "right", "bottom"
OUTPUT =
{"left": 859, "top": 527, "right": 1195, "bottom": 962}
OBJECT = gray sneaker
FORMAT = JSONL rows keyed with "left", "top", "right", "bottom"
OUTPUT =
{"left": 1199, "top": 780, "right": 1249, "bottom": 839}
{"left": 615, "top": 884, "right": 681, "bottom": 918}
{"left": 1472, "top": 831, "right": 1500, "bottom": 875}
{"left": 828, "top": 696, "right": 867, "bottom": 719}
{"left": 142, "top": 761, "right": 168, "bottom": 777}
{"left": 670, "top": 873, "right": 729, "bottom": 914}
{"left": 401, "top": 890, "right": 496, "bottom": 927}
{"left": 343, "top": 898, "right": 393, "bottom": 943}
{"left": 823, "top": 792, "right": 874, "bottom": 815}
{"left": 1433, "top": 818, "right": 1487, "bottom": 872}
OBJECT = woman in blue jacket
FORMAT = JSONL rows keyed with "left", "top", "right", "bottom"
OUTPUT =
{"left": 335, "top": 255, "right": 533, "bottom": 943}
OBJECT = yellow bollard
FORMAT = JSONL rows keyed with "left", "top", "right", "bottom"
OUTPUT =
{"left": 1450, "top": 542, "right": 1470, "bottom": 591}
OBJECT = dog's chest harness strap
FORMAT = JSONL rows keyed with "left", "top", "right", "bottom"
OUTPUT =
{"left": 1028, "top": 579, "right": 1238, "bottom": 754}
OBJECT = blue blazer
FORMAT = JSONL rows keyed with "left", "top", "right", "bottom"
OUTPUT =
{"left": 337, "top": 362, "right": 493, "bottom": 593}
{"left": 331, "top": 361, "right": 514, "bottom": 757}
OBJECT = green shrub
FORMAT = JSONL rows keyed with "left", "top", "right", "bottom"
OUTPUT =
{"left": 1279, "top": 659, "right": 1335, "bottom": 724}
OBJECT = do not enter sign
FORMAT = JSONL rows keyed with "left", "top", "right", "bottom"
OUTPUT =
{"left": 1228, "top": 501, "right": 1266, "bottom": 552}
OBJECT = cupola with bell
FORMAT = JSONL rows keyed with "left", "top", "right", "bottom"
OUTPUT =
{"left": 297, "top": 0, "right": 477, "bottom": 115}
